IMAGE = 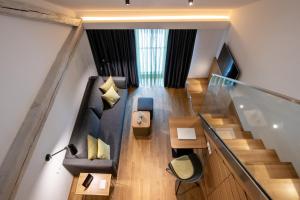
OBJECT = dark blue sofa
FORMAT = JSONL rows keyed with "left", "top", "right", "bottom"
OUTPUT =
{"left": 63, "top": 76, "right": 128, "bottom": 176}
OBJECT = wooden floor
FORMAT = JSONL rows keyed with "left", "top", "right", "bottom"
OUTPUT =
{"left": 68, "top": 87, "right": 205, "bottom": 200}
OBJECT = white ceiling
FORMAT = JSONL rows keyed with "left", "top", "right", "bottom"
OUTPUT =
{"left": 46, "top": 0, "right": 259, "bottom": 10}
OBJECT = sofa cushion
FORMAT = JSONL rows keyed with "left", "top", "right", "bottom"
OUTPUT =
{"left": 100, "top": 76, "right": 118, "bottom": 92}
{"left": 88, "top": 77, "right": 104, "bottom": 118}
{"left": 98, "top": 138, "right": 110, "bottom": 160}
{"left": 87, "top": 134, "right": 98, "bottom": 160}
{"left": 66, "top": 109, "right": 101, "bottom": 159}
{"left": 102, "top": 76, "right": 127, "bottom": 89}
{"left": 102, "top": 86, "right": 120, "bottom": 107}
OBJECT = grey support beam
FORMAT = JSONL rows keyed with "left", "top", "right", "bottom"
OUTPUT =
{"left": 0, "top": 0, "right": 81, "bottom": 26}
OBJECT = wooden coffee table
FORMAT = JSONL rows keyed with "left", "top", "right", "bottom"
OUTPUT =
{"left": 169, "top": 116, "right": 207, "bottom": 156}
{"left": 132, "top": 111, "right": 151, "bottom": 136}
{"left": 76, "top": 173, "right": 111, "bottom": 196}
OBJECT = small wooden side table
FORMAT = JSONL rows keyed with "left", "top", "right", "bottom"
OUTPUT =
{"left": 76, "top": 173, "right": 111, "bottom": 197}
{"left": 132, "top": 111, "right": 151, "bottom": 137}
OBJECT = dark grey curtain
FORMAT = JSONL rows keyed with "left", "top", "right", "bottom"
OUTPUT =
{"left": 86, "top": 30, "right": 139, "bottom": 87}
{"left": 164, "top": 30, "right": 197, "bottom": 88}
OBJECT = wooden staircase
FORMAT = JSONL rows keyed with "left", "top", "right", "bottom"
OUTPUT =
{"left": 186, "top": 78, "right": 208, "bottom": 113}
{"left": 202, "top": 113, "right": 300, "bottom": 199}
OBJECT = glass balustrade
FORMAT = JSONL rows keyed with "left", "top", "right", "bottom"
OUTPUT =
{"left": 199, "top": 74, "right": 300, "bottom": 199}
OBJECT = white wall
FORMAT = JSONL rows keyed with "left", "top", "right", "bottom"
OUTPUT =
{"left": 14, "top": 31, "right": 97, "bottom": 200}
{"left": 226, "top": 0, "right": 300, "bottom": 99}
{"left": 230, "top": 86, "right": 300, "bottom": 174}
{"left": 0, "top": 15, "right": 71, "bottom": 165}
{"left": 188, "top": 29, "right": 227, "bottom": 78}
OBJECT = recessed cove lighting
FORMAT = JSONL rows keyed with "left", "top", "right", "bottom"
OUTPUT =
{"left": 125, "top": 0, "right": 130, "bottom": 5}
{"left": 189, "top": 0, "right": 193, "bottom": 6}
{"left": 239, "top": 105, "right": 244, "bottom": 109}
{"left": 81, "top": 15, "right": 230, "bottom": 22}
{"left": 272, "top": 124, "right": 279, "bottom": 129}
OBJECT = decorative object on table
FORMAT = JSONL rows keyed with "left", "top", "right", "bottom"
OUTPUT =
{"left": 136, "top": 111, "right": 144, "bottom": 125}
{"left": 45, "top": 144, "right": 77, "bottom": 161}
{"left": 137, "top": 97, "right": 154, "bottom": 119}
{"left": 82, "top": 173, "right": 94, "bottom": 188}
{"left": 177, "top": 128, "right": 196, "bottom": 140}
{"left": 132, "top": 111, "right": 151, "bottom": 137}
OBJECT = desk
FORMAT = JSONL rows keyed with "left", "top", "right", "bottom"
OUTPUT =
{"left": 169, "top": 116, "right": 207, "bottom": 156}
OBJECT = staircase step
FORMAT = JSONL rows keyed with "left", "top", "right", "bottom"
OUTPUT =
{"left": 224, "top": 139, "right": 265, "bottom": 150}
{"left": 246, "top": 162, "right": 299, "bottom": 179}
{"left": 191, "top": 96, "right": 205, "bottom": 106}
{"left": 187, "top": 78, "right": 208, "bottom": 94}
{"left": 203, "top": 116, "right": 234, "bottom": 125}
{"left": 233, "top": 149, "right": 280, "bottom": 164}
{"left": 213, "top": 124, "right": 242, "bottom": 130}
{"left": 215, "top": 128, "right": 253, "bottom": 139}
{"left": 202, "top": 113, "right": 227, "bottom": 119}
{"left": 258, "top": 179, "right": 300, "bottom": 199}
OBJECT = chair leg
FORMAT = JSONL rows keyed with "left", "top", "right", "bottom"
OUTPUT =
{"left": 175, "top": 180, "right": 182, "bottom": 195}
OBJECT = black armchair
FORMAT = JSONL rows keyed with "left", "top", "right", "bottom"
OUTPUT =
{"left": 166, "top": 153, "right": 203, "bottom": 194}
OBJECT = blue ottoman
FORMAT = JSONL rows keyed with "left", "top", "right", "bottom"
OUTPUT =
{"left": 137, "top": 97, "right": 154, "bottom": 119}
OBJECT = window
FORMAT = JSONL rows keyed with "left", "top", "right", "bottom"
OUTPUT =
{"left": 135, "top": 29, "right": 169, "bottom": 86}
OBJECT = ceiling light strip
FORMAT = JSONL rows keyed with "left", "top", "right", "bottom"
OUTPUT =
{"left": 81, "top": 15, "right": 230, "bottom": 22}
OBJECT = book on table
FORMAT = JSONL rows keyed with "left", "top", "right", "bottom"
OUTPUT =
{"left": 177, "top": 128, "right": 196, "bottom": 140}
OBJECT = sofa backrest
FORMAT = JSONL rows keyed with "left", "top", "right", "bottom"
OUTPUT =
{"left": 88, "top": 77, "right": 105, "bottom": 118}
{"left": 65, "top": 76, "right": 101, "bottom": 159}
{"left": 66, "top": 108, "right": 101, "bottom": 158}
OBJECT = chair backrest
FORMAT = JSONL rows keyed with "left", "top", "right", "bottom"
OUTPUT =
{"left": 167, "top": 153, "right": 203, "bottom": 181}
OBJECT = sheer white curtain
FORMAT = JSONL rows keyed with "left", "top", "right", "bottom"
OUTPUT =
{"left": 135, "top": 29, "right": 169, "bottom": 86}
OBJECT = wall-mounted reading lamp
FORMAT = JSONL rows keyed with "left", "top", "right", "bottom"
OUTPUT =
{"left": 45, "top": 144, "right": 78, "bottom": 161}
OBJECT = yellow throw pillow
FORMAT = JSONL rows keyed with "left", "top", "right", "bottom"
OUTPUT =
{"left": 87, "top": 134, "right": 98, "bottom": 160}
{"left": 102, "top": 86, "right": 120, "bottom": 107}
{"left": 99, "top": 76, "right": 118, "bottom": 93}
{"left": 97, "top": 139, "right": 110, "bottom": 160}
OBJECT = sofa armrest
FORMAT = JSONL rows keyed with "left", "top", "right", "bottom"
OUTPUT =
{"left": 63, "top": 158, "right": 116, "bottom": 176}
{"left": 103, "top": 76, "right": 127, "bottom": 89}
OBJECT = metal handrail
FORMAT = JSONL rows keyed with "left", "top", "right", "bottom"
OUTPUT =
{"left": 211, "top": 74, "right": 300, "bottom": 104}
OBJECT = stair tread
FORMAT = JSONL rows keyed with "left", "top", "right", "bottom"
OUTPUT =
{"left": 215, "top": 128, "right": 253, "bottom": 139}
{"left": 202, "top": 113, "right": 227, "bottom": 118}
{"left": 233, "top": 149, "right": 280, "bottom": 163}
{"left": 224, "top": 139, "right": 265, "bottom": 150}
{"left": 204, "top": 118, "right": 234, "bottom": 125}
{"left": 246, "top": 163, "right": 299, "bottom": 179}
{"left": 258, "top": 178, "right": 300, "bottom": 199}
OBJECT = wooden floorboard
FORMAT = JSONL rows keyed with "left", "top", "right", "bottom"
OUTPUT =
{"left": 68, "top": 87, "right": 205, "bottom": 200}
